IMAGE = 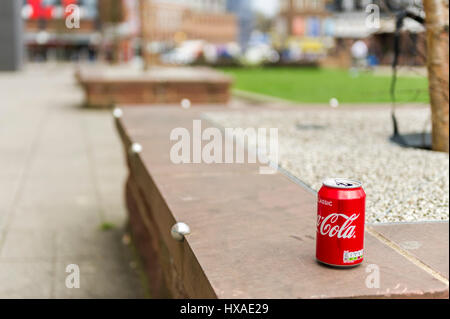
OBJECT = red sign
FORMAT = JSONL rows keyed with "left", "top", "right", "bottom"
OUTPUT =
{"left": 292, "top": 16, "right": 305, "bottom": 36}
{"left": 27, "top": 0, "right": 80, "bottom": 20}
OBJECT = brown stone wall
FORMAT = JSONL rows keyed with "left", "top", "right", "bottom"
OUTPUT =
{"left": 126, "top": 176, "right": 186, "bottom": 298}
{"left": 81, "top": 80, "right": 231, "bottom": 108}
{"left": 117, "top": 116, "right": 217, "bottom": 298}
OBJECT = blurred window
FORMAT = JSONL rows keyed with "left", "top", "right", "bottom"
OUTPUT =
{"left": 342, "top": 0, "right": 354, "bottom": 11}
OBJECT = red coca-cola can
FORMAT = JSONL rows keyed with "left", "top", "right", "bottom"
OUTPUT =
{"left": 316, "top": 178, "right": 366, "bottom": 267}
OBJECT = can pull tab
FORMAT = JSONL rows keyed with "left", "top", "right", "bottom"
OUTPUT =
{"left": 336, "top": 181, "right": 354, "bottom": 187}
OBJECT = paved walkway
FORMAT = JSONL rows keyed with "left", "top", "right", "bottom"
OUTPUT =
{"left": 0, "top": 64, "right": 146, "bottom": 298}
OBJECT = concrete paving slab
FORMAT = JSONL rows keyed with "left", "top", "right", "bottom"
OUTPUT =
{"left": 0, "top": 228, "right": 55, "bottom": 261}
{"left": 0, "top": 261, "right": 53, "bottom": 298}
{"left": 16, "top": 186, "right": 97, "bottom": 207}
{"left": 53, "top": 259, "right": 145, "bottom": 298}
{"left": 100, "top": 204, "right": 129, "bottom": 226}
{"left": 9, "top": 204, "right": 101, "bottom": 231}
{"left": 0, "top": 64, "right": 145, "bottom": 298}
{"left": 55, "top": 227, "right": 131, "bottom": 261}
{"left": 372, "top": 222, "right": 449, "bottom": 279}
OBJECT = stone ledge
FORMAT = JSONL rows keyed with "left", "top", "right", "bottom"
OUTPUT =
{"left": 115, "top": 105, "right": 449, "bottom": 299}
{"left": 76, "top": 66, "right": 232, "bottom": 108}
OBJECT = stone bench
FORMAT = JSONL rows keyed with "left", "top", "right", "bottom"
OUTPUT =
{"left": 76, "top": 65, "right": 233, "bottom": 108}
{"left": 115, "top": 105, "right": 449, "bottom": 299}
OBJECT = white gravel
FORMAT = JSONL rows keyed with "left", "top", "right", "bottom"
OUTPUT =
{"left": 204, "top": 107, "right": 449, "bottom": 224}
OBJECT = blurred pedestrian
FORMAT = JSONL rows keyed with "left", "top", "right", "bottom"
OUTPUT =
{"left": 351, "top": 40, "right": 368, "bottom": 71}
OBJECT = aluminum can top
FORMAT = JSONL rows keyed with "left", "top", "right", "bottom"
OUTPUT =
{"left": 322, "top": 178, "right": 362, "bottom": 189}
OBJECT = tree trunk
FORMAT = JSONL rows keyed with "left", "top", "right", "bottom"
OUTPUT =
{"left": 423, "top": 0, "right": 449, "bottom": 152}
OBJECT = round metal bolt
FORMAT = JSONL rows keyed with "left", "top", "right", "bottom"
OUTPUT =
{"left": 171, "top": 222, "right": 191, "bottom": 241}
{"left": 329, "top": 97, "right": 339, "bottom": 108}
{"left": 130, "top": 143, "right": 142, "bottom": 154}
{"left": 113, "top": 108, "right": 123, "bottom": 118}
{"left": 181, "top": 98, "right": 191, "bottom": 109}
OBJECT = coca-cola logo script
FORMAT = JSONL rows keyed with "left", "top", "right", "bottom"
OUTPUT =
{"left": 317, "top": 213, "right": 359, "bottom": 239}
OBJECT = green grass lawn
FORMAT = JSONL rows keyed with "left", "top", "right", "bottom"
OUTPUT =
{"left": 219, "top": 67, "right": 429, "bottom": 104}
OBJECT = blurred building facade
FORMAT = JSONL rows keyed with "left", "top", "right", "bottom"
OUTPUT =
{"left": 270, "top": 0, "right": 426, "bottom": 66}
{"left": 18, "top": 0, "right": 427, "bottom": 67}
{"left": 325, "top": 0, "right": 426, "bottom": 67}
{"left": 140, "top": 0, "right": 237, "bottom": 65}
{"left": 22, "top": 0, "right": 101, "bottom": 61}
{"left": 274, "top": 0, "right": 331, "bottom": 63}
{"left": 140, "top": 0, "right": 236, "bottom": 43}
{"left": 278, "top": 0, "right": 329, "bottom": 37}
{"left": 226, "top": 0, "right": 254, "bottom": 49}
{"left": 22, "top": 0, "right": 139, "bottom": 62}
